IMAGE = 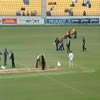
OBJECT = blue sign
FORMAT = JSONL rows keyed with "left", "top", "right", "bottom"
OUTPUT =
{"left": 90, "top": 18, "right": 99, "bottom": 23}
{"left": 45, "top": 19, "right": 70, "bottom": 24}
{"left": 80, "top": 19, "right": 90, "bottom": 23}
{"left": 71, "top": 19, "right": 81, "bottom": 23}
{"left": 71, "top": 18, "right": 99, "bottom": 24}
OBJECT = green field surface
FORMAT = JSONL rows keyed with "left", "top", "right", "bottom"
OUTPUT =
{"left": 0, "top": 25, "right": 100, "bottom": 100}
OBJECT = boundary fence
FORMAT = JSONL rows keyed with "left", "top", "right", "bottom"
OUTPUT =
{"left": 0, "top": 16, "right": 100, "bottom": 25}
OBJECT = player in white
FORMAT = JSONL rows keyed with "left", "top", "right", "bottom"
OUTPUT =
{"left": 36, "top": 54, "right": 42, "bottom": 68}
{"left": 68, "top": 51, "right": 74, "bottom": 70}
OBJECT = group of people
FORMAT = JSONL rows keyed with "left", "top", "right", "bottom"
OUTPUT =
{"left": 64, "top": 29, "right": 77, "bottom": 39}
{"left": 55, "top": 37, "right": 73, "bottom": 69}
{"left": 0, "top": 48, "right": 46, "bottom": 70}
{"left": 0, "top": 48, "right": 15, "bottom": 68}
{"left": 55, "top": 37, "right": 71, "bottom": 53}
{"left": 55, "top": 37, "right": 65, "bottom": 52}
{"left": 55, "top": 31, "right": 87, "bottom": 70}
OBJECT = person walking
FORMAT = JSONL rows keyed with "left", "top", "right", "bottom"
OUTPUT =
{"left": 4, "top": 48, "right": 8, "bottom": 66}
{"left": 68, "top": 51, "right": 74, "bottom": 70}
{"left": 10, "top": 51, "right": 15, "bottom": 68}
{"left": 55, "top": 37, "right": 59, "bottom": 51}
{"left": 66, "top": 38, "right": 71, "bottom": 53}
{"left": 83, "top": 37, "right": 87, "bottom": 52}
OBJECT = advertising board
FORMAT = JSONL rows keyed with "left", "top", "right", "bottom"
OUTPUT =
{"left": 2, "top": 18, "right": 17, "bottom": 24}
{"left": 71, "top": 18, "right": 99, "bottom": 24}
{"left": 0, "top": 16, "right": 99, "bottom": 25}
{"left": 18, "top": 17, "right": 44, "bottom": 25}
{"left": 44, "top": 19, "right": 70, "bottom": 24}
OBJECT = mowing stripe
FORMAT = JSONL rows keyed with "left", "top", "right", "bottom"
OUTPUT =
{"left": 0, "top": 26, "right": 100, "bottom": 29}
{"left": 0, "top": 69, "right": 95, "bottom": 80}
{"left": 45, "top": 75, "right": 85, "bottom": 95}
{"left": 15, "top": 60, "right": 32, "bottom": 67}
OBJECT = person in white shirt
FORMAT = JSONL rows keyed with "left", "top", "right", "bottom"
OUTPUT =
{"left": 68, "top": 51, "right": 74, "bottom": 70}
{"left": 36, "top": 54, "right": 42, "bottom": 68}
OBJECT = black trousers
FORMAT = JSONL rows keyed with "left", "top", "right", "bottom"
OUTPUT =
{"left": 83, "top": 45, "right": 86, "bottom": 52}
{"left": 56, "top": 44, "right": 59, "bottom": 51}
{"left": 11, "top": 59, "right": 15, "bottom": 68}
{"left": 42, "top": 63, "right": 45, "bottom": 70}
{"left": 67, "top": 45, "right": 70, "bottom": 53}
{"left": 36, "top": 59, "right": 39, "bottom": 68}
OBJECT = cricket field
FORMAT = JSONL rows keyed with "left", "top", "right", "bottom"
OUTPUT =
{"left": 0, "top": 25, "right": 100, "bottom": 100}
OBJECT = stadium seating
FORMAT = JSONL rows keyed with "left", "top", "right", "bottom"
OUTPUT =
{"left": 47, "top": 0, "right": 100, "bottom": 16}
{"left": 0, "top": 0, "right": 41, "bottom": 16}
{"left": 0, "top": 0, "right": 100, "bottom": 16}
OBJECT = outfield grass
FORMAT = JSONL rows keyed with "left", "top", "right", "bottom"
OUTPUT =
{"left": 0, "top": 25, "right": 100, "bottom": 100}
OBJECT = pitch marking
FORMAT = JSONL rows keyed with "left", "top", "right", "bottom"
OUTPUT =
{"left": 45, "top": 75, "right": 85, "bottom": 95}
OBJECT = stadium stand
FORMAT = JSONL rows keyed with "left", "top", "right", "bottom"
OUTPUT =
{"left": 23, "top": 0, "right": 29, "bottom": 5}
{"left": 47, "top": 0, "right": 100, "bottom": 16}
{"left": 0, "top": 0, "right": 100, "bottom": 16}
{"left": 0, "top": 0, "right": 41, "bottom": 16}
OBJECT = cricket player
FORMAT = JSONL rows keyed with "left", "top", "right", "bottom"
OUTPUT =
{"left": 59, "top": 38, "right": 63, "bottom": 52}
{"left": 4, "top": 48, "right": 8, "bottom": 65}
{"left": 66, "top": 38, "right": 71, "bottom": 53}
{"left": 55, "top": 37, "right": 59, "bottom": 51}
{"left": 0, "top": 51, "right": 2, "bottom": 66}
{"left": 41, "top": 53, "right": 46, "bottom": 70}
{"left": 68, "top": 51, "right": 74, "bottom": 70}
{"left": 83, "top": 37, "right": 87, "bottom": 52}
{"left": 36, "top": 54, "right": 42, "bottom": 68}
{"left": 9, "top": 51, "right": 15, "bottom": 68}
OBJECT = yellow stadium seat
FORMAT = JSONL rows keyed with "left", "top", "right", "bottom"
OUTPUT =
{"left": 0, "top": 0, "right": 41, "bottom": 16}
{"left": 47, "top": 0, "right": 100, "bottom": 16}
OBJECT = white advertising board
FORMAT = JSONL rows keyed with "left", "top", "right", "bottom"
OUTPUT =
{"left": 17, "top": 17, "right": 44, "bottom": 25}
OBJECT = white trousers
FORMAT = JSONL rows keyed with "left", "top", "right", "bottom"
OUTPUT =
{"left": 69, "top": 60, "right": 73, "bottom": 69}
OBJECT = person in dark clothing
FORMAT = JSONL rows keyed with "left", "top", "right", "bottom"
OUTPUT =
{"left": 62, "top": 38, "right": 65, "bottom": 51}
{"left": 4, "top": 48, "right": 8, "bottom": 65}
{"left": 83, "top": 10, "right": 86, "bottom": 16}
{"left": 41, "top": 54, "right": 46, "bottom": 70}
{"left": 74, "top": 31, "right": 77, "bottom": 39}
{"left": 55, "top": 37, "right": 59, "bottom": 51}
{"left": 10, "top": 51, "right": 15, "bottom": 68}
{"left": 0, "top": 51, "right": 2, "bottom": 66}
{"left": 83, "top": 37, "right": 87, "bottom": 52}
{"left": 66, "top": 38, "right": 71, "bottom": 53}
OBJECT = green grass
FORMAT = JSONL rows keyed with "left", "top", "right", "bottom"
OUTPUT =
{"left": 0, "top": 25, "right": 100, "bottom": 100}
